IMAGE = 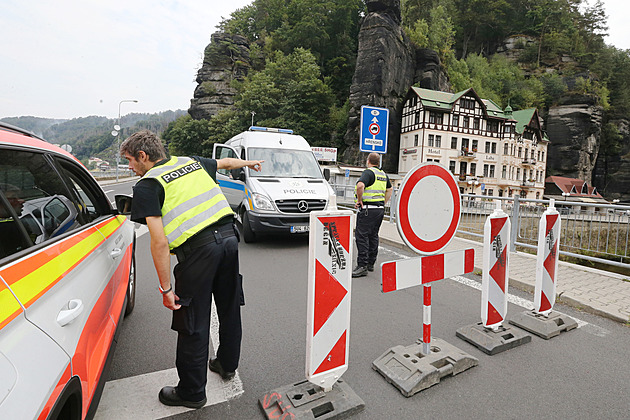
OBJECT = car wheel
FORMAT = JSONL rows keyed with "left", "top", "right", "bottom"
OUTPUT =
{"left": 241, "top": 209, "right": 256, "bottom": 243}
{"left": 124, "top": 248, "right": 136, "bottom": 317}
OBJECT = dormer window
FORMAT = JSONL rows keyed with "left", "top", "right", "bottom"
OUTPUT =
{"left": 581, "top": 183, "right": 588, "bottom": 194}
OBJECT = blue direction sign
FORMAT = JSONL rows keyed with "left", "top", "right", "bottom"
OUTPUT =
{"left": 360, "top": 105, "right": 389, "bottom": 154}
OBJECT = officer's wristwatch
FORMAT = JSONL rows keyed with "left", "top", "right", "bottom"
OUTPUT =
{"left": 159, "top": 283, "right": 173, "bottom": 295}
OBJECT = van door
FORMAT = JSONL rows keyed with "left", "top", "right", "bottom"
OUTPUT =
{"left": 213, "top": 143, "right": 246, "bottom": 210}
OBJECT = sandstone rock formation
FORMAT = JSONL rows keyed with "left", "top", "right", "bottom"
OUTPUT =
{"left": 188, "top": 33, "right": 251, "bottom": 120}
{"left": 593, "top": 118, "right": 630, "bottom": 201}
{"left": 545, "top": 95, "right": 603, "bottom": 185}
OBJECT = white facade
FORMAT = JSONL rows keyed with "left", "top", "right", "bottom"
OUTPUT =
{"left": 399, "top": 88, "right": 549, "bottom": 199}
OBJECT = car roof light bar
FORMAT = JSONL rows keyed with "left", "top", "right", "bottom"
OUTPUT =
{"left": 249, "top": 126, "right": 293, "bottom": 134}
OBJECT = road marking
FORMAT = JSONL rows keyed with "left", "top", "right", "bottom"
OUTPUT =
{"left": 104, "top": 189, "right": 114, "bottom": 194}
{"left": 94, "top": 299, "right": 243, "bottom": 419}
{"left": 379, "top": 246, "right": 610, "bottom": 336}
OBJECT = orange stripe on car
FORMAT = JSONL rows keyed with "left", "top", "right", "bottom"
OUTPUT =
{"left": 0, "top": 217, "right": 125, "bottom": 328}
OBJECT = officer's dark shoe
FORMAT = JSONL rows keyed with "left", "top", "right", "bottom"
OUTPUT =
{"left": 158, "top": 386, "right": 206, "bottom": 409}
{"left": 352, "top": 266, "right": 368, "bottom": 277}
{"left": 367, "top": 264, "right": 375, "bottom": 272}
{"left": 209, "top": 358, "right": 235, "bottom": 381}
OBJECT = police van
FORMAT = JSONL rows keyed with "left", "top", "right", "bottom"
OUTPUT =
{"left": 213, "top": 126, "right": 337, "bottom": 242}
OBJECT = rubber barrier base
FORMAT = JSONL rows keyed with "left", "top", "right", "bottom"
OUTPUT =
{"left": 372, "top": 337, "right": 478, "bottom": 397}
{"left": 509, "top": 310, "right": 578, "bottom": 339}
{"left": 456, "top": 322, "right": 532, "bottom": 355}
{"left": 258, "top": 379, "right": 364, "bottom": 420}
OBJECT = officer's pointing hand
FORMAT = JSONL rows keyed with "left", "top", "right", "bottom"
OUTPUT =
{"left": 163, "top": 291, "right": 181, "bottom": 310}
{"left": 248, "top": 160, "right": 264, "bottom": 172}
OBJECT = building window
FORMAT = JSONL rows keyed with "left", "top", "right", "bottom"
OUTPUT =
{"left": 414, "top": 134, "right": 418, "bottom": 147}
{"left": 435, "top": 135, "right": 442, "bottom": 148}
{"left": 428, "top": 134, "right": 434, "bottom": 147}
{"left": 502, "top": 165, "right": 507, "bottom": 179}
{"left": 451, "top": 137, "right": 458, "bottom": 149}
{"left": 461, "top": 98, "right": 475, "bottom": 110}
{"left": 415, "top": 111, "right": 421, "bottom": 125}
{"left": 518, "top": 147, "right": 522, "bottom": 158}
{"left": 472, "top": 139, "right": 478, "bottom": 152}
{"left": 462, "top": 138, "right": 469, "bottom": 150}
{"left": 524, "top": 130, "right": 534, "bottom": 140}
{"left": 491, "top": 143, "right": 497, "bottom": 154}
{"left": 498, "top": 189, "right": 504, "bottom": 197}
{"left": 536, "top": 192, "right": 540, "bottom": 199}
{"left": 487, "top": 189, "right": 494, "bottom": 196}
{"left": 485, "top": 142, "right": 491, "bottom": 153}
{"left": 452, "top": 115, "right": 459, "bottom": 127}
{"left": 449, "top": 160, "right": 456, "bottom": 174}
{"left": 473, "top": 118, "right": 480, "bottom": 129}
{"left": 503, "top": 143, "right": 509, "bottom": 155}
{"left": 487, "top": 120, "right": 499, "bottom": 132}
{"left": 460, "top": 161, "right": 468, "bottom": 175}
{"left": 517, "top": 168, "right": 521, "bottom": 179}
{"left": 541, "top": 151, "right": 544, "bottom": 161}
{"left": 531, "top": 149, "right": 535, "bottom": 159}
{"left": 463, "top": 117, "right": 470, "bottom": 128}
{"left": 483, "top": 164, "right": 489, "bottom": 177}
{"left": 429, "top": 112, "right": 443, "bottom": 124}
{"left": 490, "top": 165, "right": 495, "bottom": 178}
{"left": 470, "top": 163, "right": 476, "bottom": 176}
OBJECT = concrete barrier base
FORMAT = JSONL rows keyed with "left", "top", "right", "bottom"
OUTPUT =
{"left": 258, "top": 379, "right": 364, "bottom": 420}
{"left": 372, "top": 338, "right": 478, "bottom": 397}
{"left": 509, "top": 310, "right": 578, "bottom": 339}
{"left": 456, "top": 322, "right": 532, "bottom": 355}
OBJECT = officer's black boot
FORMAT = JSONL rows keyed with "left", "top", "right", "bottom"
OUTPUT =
{"left": 352, "top": 266, "right": 368, "bottom": 277}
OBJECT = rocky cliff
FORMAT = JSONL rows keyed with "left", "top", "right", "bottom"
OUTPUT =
{"left": 342, "top": 0, "right": 449, "bottom": 172}
{"left": 593, "top": 119, "right": 630, "bottom": 201}
{"left": 188, "top": 33, "right": 251, "bottom": 120}
{"left": 545, "top": 95, "right": 603, "bottom": 185}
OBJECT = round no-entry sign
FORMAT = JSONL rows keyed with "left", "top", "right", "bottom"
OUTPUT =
{"left": 396, "top": 162, "right": 461, "bottom": 255}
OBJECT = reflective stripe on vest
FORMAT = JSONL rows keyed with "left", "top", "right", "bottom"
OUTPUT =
{"left": 142, "top": 156, "right": 234, "bottom": 249}
{"left": 360, "top": 167, "right": 387, "bottom": 203}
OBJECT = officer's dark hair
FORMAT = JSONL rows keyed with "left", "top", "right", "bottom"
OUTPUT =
{"left": 367, "top": 152, "right": 380, "bottom": 166}
{"left": 120, "top": 130, "right": 167, "bottom": 162}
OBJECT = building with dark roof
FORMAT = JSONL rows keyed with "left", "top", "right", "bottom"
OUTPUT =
{"left": 400, "top": 87, "right": 549, "bottom": 199}
{"left": 545, "top": 175, "right": 608, "bottom": 213}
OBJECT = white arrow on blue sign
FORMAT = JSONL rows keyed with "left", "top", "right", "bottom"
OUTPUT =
{"left": 360, "top": 105, "right": 389, "bottom": 154}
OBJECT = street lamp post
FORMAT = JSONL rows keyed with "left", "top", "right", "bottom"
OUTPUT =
{"left": 115, "top": 99, "right": 138, "bottom": 182}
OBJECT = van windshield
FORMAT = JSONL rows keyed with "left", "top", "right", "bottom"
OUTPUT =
{"left": 248, "top": 148, "right": 323, "bottom": 179}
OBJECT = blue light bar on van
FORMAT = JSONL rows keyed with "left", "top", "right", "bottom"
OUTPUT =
{"left": 249, "top": 126, "right": 294, "bottom": 134}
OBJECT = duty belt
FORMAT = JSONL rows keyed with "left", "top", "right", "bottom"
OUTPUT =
{"left": 173, "top": 222, "right": 237, "bottom": 262}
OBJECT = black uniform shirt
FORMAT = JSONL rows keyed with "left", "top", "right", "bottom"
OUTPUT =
{"left": 131, "top": 156, "right": 224, "bottom": 225}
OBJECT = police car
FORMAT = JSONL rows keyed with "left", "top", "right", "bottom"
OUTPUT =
{"left": 0, "top": 122, "right": 136, "bottom": 419}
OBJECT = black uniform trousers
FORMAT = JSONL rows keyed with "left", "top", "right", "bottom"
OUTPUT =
{"left": 355, "top": 205, "right": 385, "bottom": 268}
{"left": 171, "top": 223, "right": 242, "bottom": 402}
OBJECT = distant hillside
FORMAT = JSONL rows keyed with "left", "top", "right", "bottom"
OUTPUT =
{"left": 1, "top": 110, "right": 186, "bottom": 162}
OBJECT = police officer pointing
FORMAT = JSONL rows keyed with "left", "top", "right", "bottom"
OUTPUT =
{"left": 120, "top": 130, "right": 263, "bottom": 409}
{"left": 352, "top": 152, "right": 393, "bottom": 278}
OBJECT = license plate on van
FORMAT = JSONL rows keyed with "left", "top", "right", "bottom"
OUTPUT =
{"left": 291, "top": 225, "right": 309, "bottom": 233}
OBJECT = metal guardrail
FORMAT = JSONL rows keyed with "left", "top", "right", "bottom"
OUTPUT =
{"left": 90, "top": 170, "right": 134, "bottom": 179}
{"left": 330, "top": 182, "right": 630, "bottom": 269}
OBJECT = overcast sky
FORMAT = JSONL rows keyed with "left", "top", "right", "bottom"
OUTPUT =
{"left": 1, "top": 0, "right": 628, "bottom": 120}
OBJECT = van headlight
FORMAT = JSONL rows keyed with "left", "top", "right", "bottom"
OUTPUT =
{"left": 252, "top": 192, "right": 275, "bottom": 211}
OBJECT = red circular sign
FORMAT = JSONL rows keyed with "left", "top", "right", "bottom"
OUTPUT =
{"left": 396, "top": 163, "right": 461, "bottom": 255}
{"left": 368, "top": 123, "right": 380, "bottom": 135}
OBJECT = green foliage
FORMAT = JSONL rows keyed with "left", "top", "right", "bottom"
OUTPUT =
{"left": 200, "top": 82, "right": 217, "bottom": 96}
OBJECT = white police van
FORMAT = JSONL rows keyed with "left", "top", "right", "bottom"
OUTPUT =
{"left": 213, "top": 126, "right": 337, "bottom": 242}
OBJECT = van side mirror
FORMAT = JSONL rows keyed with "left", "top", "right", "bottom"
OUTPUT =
{"left": 323, "top": 168, "right": 330, "bottom": 181}
{"left": 115, "top": 194, "right": 133, "bottom": 215}
{"left": 231, "top": 168, "right": 246, "bottom": 182}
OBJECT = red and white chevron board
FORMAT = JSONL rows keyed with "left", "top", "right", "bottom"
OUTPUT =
{"left": 306, "top": 210, "right": 354, "bottom": 391}
{"left": 481, "top": 206, "right": 511, "bottom": 328}
{"left": 381, "top": 249, "right": 475, "bottom": 293}
{"left": 534, "top": 205, "right": 561, "bottom": 314}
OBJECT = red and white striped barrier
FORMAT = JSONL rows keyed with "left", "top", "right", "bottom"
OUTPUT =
{"left": 481, "top": 202, "right": 511, "bottom": 329}
{"left": 306, "top": 210, "right": 354, "bottom": 392}
{"left": 534, "top": 200, "right": 561, "bottom": 315}
{"left": 381, "top": 249, "right": 475, "bottom": 354}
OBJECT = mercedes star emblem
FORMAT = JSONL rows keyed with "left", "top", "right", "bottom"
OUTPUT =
{"left": 297, "top": 200, "right": 309, "bottom": 212}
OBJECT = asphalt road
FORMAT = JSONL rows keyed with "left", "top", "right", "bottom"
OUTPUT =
{"left": 99, "top": 180, "right": 630, "bottom": 419}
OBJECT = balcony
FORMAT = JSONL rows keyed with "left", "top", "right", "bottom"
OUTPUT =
{"left": 458, "top": 148, "right": 476, "bottom": 159}
{"left": 521, "top": 180, "right": 536, "bottom": 188}
{"left": 522, "top": 158, "right": 536, "bottom": 166}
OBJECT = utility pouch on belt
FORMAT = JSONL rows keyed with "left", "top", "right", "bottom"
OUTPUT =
{"left": 238, "top": 274, "right": 245, "bottom": 306}
{"left": 171, "top": 297, "right": 195, "bottom": 334}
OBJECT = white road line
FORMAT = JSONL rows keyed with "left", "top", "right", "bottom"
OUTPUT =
{"left": 94, "top": 294, "right": 243, "bottom": 419}
{"left": 104, "top": 189, "right": 114, "bottom": 194}
{"left": 379, "top": 246, "right": 595, "bottom": 330}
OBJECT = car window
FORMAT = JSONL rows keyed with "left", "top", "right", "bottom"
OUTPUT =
{"left": 55, "top": 158, "right": 109, "bottom": 224}
{"left": 0, "top": 151, "right": 80, "bottom": 245}
{"left": 216, "top": 146, "right": 238, "bottom": 177}
{"left": 0, "top": 195, "right": 32, "bottom": 259}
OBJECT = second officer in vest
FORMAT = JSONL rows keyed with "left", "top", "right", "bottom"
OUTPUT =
{"left": 352, "top": 152, "right": 393, "bottom": 277}
{"left": 120, "top": 130, "right": 263, "bottom": 409}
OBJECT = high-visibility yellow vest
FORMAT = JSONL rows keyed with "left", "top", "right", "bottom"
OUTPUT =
{"left": 358, "top": 167, "right": 388, "bottom": 203}
{"left": 142, "top": 156, "right": 234, "bottom": 249}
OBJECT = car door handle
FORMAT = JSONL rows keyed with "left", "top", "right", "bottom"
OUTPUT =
{"left": 110, "top": 247, "right": 123, "bottom": 258}
{"left": 57, "top": 299, "right": 84, "bottom": 327}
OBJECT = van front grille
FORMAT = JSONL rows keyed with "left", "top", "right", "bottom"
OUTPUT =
{"left": 275, "top": 199, "right": 326, "bottom": 214}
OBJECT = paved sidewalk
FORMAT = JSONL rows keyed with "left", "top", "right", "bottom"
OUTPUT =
{"left": 378, "top": 220, "right": 630, "bottom": 324}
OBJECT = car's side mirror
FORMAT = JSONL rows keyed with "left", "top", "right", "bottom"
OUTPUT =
{"left": 323, "top": 168, "right": 331, "bottom": 181}
{"left": 115, "top": 194, "right": 133, "bottom": 215}
{"left": 231, "top": 168, "right": 246, "bottom": 182}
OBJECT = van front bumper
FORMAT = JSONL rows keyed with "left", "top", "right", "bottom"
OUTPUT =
{"left": 247, "top": 211, "right": 311, "bottom": 234}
